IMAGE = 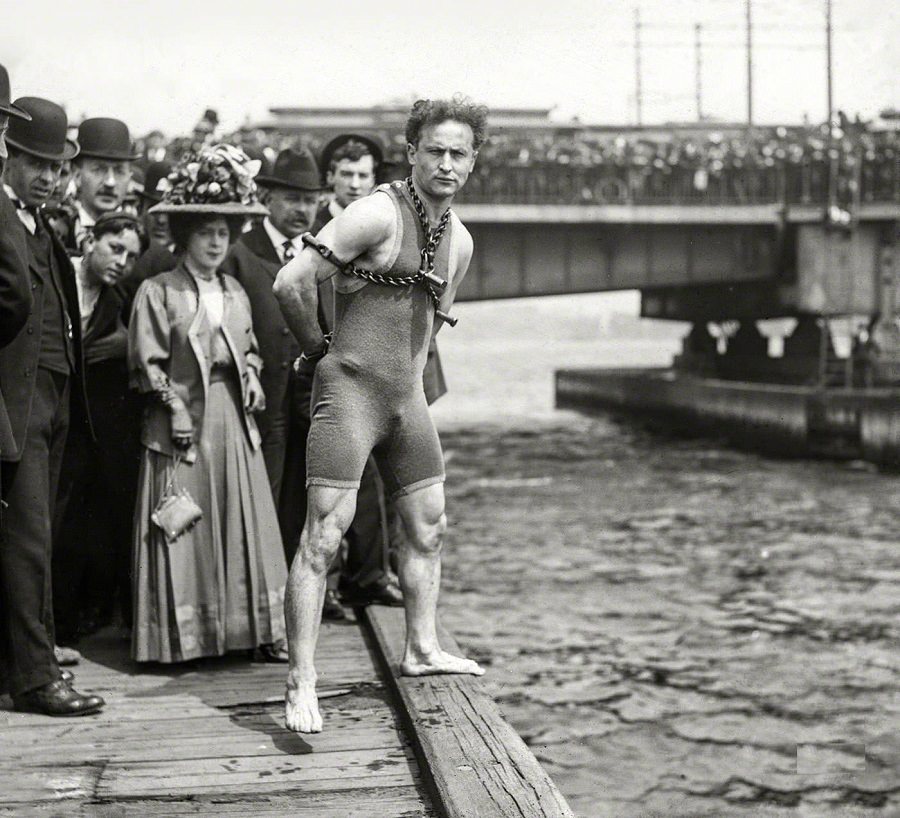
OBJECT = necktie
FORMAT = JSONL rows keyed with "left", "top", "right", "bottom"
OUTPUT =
{"left": 282, "top": 240, "right": 295, "bottom": 263}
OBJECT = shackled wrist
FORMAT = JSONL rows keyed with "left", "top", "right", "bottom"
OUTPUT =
{"left": 299, "top": 333, "right": 332, "bottom": 365}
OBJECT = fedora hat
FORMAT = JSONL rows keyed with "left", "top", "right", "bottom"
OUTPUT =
{"left": 256, "top": 148, "right": 327, "bottom": 192}
{"left": 0, "top": 64, "right": 31, "bottom": 121}
{"left": 319, "top": 133, "right": 384, "bottom": 182}
{"left": 77, "top": 117, "right": 140, "bottom": 161}
{"left": 6, "top": 97, "right": 79, "bottom": 162}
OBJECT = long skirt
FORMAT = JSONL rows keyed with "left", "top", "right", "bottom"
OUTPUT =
{"left": 132, "top": 378, "right": 287, "bottom": 663}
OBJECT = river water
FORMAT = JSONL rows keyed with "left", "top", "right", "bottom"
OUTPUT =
{"left": 429, "top": 296, "right": 900, "bottom": 818}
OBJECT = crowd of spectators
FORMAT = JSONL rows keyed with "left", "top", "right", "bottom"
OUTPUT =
{"left": 132, "top": 109, "right": 897, "bottom": 212}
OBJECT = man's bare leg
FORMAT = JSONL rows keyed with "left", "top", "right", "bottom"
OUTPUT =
{"left": 393, "top": 483, "right": 485, "bottom": 677}
{"left": 285, "top": 486, "right": 358, "bottom": 733}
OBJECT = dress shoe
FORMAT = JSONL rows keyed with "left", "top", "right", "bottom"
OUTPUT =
{"left": 321, "top": 588, "right": 347, "bottom": 621}
{"left": 341, "top": 580, "right": 404, "bottom": 607}
{"left": 54, "top": 644, "right": 82, "bottom": 666}
{"left": 258, "top": 640, "right": 289, "bottom": 663}
{"left": 13, "top": 679, "right": 104, "bottom": 717}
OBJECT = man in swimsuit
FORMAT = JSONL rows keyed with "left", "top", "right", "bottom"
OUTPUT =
{"left": 274, "top": 96, "right": 488, "bottom": 733}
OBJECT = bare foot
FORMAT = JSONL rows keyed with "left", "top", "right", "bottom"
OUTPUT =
{"left": 401, "top": 649, "right": 486, "bottom": 677}
{"left": 285, "top": 676, "right": 323, "bottom": 733}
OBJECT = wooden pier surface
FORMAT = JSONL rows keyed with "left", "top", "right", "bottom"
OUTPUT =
{"left": 0, "top": 608, "right": 573, "bottom": 817}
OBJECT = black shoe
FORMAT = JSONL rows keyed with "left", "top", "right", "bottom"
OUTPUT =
{"left": 13, "top": 679, "right": 104, "bottom": 717}
{"left": 321, "top": 589, "right": 347, "bottom": 621}
{"left": 342, "top": 580, "right": 404, "bottom": 608}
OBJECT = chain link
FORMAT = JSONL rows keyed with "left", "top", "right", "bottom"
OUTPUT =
{"left": 301, "top": 178, "right": 456, "bottom": 322}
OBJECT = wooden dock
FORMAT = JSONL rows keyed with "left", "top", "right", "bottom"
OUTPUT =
{"left": 0, "top": 608, "right": 573, "bottom": 818}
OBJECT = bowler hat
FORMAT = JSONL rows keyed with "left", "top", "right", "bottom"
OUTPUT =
{"left": 77, "top": 117, "right": 140, "bottom": 161}
{"left": 6, "top": 97, "right": 79, "bottom": 161}
{"left": 0, "top": 65, "right": 31, "bottom": 121}
{"left": 319, "top": 133, "right": 384, "bottom": 182}
{"left": 256, "top": 148, "right": 327, "bottom": 191}
{"left": 140, "top": 160, "right": 173, "bottom": 202}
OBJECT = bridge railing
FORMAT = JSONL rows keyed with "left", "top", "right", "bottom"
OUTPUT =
{"left": 457, "top": 157, "right": 900, "bottom": 206}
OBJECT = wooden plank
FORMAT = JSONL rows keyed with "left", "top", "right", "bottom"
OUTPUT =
{"left": 3, "top": 722, "right": 405, "bottom": 764}
{"left": 1, "top": 786, "right": 436, "bottom": 817}
{"left": 0, "top": 766, "right": 100, "bottom": 804}
{"left": 363, "top": 606, "right": 575, "bottom": 818}
{"left": 96, "top": 750, "right": 418, "bottom": 797}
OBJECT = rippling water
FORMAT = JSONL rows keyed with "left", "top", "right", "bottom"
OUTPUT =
{"left": 430, "top": 296, "right": 900, "bottom": 818}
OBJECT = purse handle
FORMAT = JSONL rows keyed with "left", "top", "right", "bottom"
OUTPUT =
{"left": 160, "top": 451, "right": 185, "bottom": 501}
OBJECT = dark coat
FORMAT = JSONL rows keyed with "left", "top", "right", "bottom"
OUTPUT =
{"left": 0, "top": 208, "right": 91, "bottom": 463}
{"left": 219, "top": 223, "right": 301, "bottom": 438}
{"left": 0, "top": 190, "right": 33, "bottom": 457}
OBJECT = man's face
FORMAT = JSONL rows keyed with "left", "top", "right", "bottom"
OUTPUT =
{"left": 84, "top": 228, "right": 141, "bottom": 287}
{"left": 408, "top": 120, "right": 477, "bottom": 200}
{"left": 0, "top": 114, "right": 8, "bottom": 161}
{"left": 328, "top": 154, "right": 376, "bottom": 208}
{"left": 266, "top": 187, "right": 320, "bottom": 239}
{"left": 4, "top": 150, "right": 63, "bottom": 207}
{"left": 76, "top": 158, "right": 132, "bottom": 216}
{"left": 143, "top": 210, "right": 172, "bottom": 248}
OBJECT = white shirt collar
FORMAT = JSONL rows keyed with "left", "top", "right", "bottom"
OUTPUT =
{"left": 4, "top": 183, "right": 36, "bottom": 235}
{"left": 328, "top": 199, "right": 344, "bottom": 220}
{"left": 262, "top": 217, "right": 303, "bottom": 263}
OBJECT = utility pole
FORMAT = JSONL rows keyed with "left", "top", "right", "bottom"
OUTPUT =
{"left": 634, "top": 6, "right": 643, "bottom": 126}
{"left": 746, "top": 0, "right": 753, "bottom": 126}
{"left": 825, "top": 0, "right": 833, "bottom": 128}
{"left": 695, "top": 22, "right": 703, "bottom": 121}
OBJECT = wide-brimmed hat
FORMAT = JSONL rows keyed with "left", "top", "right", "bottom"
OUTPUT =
{"left": 256, "top": 148, "right": 327, "bottom": 191}
{"left": 6, "top": 97, "right": 79, "bottom": 161}
{"left": 0, "top": 65, "right": 31, "bottom": 121}
{"left": 139, "top": 160, "right": 173, "bottom": 203}
{"left": 319, "top": 133, "right": 384, "bottom": 181}
{"left": 77, "top": 117, "right": 141, "bottom": 161}
{"left": 149, "top": 143, "right": 267, "bottom": 216}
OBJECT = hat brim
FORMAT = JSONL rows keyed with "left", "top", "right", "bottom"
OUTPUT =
{"left": 320, "top": 133, "right": 384, "bottom": 179}
{"left": 5, "top": 135, "right": 79, "bottom": 162}
{"left": 0, "top": 101, "right": 32, "bottom": 121}
{"left": 77, "top": 149, "right": 143, "bottom": 162}
{"left": 255, "top": 175, "right": 329, "bottom": 192}
{"left": 148, "top": 201, "right": 269, "bottom": 216}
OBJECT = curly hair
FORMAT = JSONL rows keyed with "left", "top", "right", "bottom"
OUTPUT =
{"left": 405, "top": 95, "right": 489, "bottom": 152}
{"left": 329, "top": 140, "right": 377, "bottom": 173}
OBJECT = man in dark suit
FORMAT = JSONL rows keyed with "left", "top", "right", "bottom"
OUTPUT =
{"left": 0, "top": 97, "right": 104, "bottom": 716}
{"left": 219, "top": 149, "right": 353, "bottom": 620}
{"left": 53, "top": 213, "right": 143, "bottom": 642}
{"left": 70, "top": 118, "right": 140, "bottom": 252}
{"left": 0, "top": 65, "right": 34, "bottom": 464}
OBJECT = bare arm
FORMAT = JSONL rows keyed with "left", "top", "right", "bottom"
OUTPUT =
{"left": 273, "top": 196, "right": 393, "bottom": 353}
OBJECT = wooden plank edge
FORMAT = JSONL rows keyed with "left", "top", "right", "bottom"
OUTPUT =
{"left": 360, "top": 605, "right": 575, "bottom": 818}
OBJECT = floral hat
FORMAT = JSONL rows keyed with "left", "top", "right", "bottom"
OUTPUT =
{"left": 149, "top": 143, "right": 268, "bottom": 215}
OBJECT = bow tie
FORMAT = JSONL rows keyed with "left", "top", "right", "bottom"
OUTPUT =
{"left": 11, "top": 196, "right": 37, "bottom": 215}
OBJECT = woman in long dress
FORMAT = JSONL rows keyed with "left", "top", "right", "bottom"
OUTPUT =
{"left": 128, "top": 146, "right": 288, "bottom": 663}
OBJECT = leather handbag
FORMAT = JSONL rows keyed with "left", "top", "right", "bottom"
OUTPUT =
{"left": 151, "top": 454, "right": 203, "bottom": 544}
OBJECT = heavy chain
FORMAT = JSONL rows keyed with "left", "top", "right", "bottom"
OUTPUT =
{"left": 300, "top": 178, "right": 457, "bottom": 325}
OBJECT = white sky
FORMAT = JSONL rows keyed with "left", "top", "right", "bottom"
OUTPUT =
{"left": 2, "top": 0, "right": 897, "bottom": 137}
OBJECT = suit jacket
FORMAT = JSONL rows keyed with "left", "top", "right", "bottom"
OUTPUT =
{"left": 128, "top": 264, "right": 263, "bottom": 462}
{"left": 0, "top": 190, "right": 33, "bottom": 457}
{"left": 219, "top": 224, "right": 301, "bottom": 436}
{"left": 0, "top": 207, "right": 92, "bottom": 463}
